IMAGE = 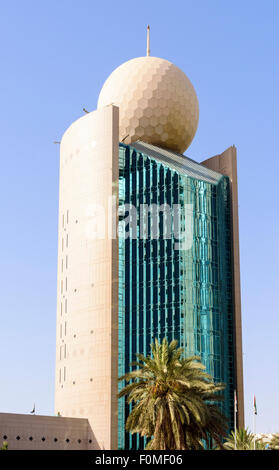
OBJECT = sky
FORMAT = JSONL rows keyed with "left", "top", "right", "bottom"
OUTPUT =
{"left": 0, "top": 0, "right": 278, "bottom": 434}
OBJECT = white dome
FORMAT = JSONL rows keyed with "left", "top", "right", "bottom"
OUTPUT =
{"left": 97, "top": 56, "right": 199, "bottom": 154}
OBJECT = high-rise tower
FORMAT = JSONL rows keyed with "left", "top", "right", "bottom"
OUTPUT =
{"left": 55, "top": 44, "right": 244, "bottom": 450}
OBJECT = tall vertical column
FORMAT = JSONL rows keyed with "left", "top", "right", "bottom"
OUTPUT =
{"left": 201, "top": 146, "right": 244, "bottom": 428}
{"left": 55, "top": 105, "right": 119, "bottom": 449}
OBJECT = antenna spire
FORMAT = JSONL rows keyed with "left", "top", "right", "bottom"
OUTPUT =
{"left": 146, "top": 25, "right": 150, "bottom": 56}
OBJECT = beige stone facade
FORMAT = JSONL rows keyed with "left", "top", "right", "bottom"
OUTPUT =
{"left": 55, "top": 105, "right": 119, "bottom": 450}
{"left": 201, "top": 146, "right": 244, "bottom": 428}
{"left": 0, "top": 413, "right": 89, "bottom": 450}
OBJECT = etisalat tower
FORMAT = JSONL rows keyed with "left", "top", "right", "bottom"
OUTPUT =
{"left": 55, "top": 30, "right": 244, "bottom": 450}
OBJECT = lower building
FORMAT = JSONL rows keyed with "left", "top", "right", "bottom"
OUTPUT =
{"left": 0, "top": 413, "right": 91, "bottom": 450}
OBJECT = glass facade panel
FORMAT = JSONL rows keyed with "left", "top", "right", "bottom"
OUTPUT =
{"left": 118, "top": 143, "right": 236, "bottom": 449}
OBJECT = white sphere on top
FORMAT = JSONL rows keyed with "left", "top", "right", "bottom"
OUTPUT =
{"left": 97, "top": 56, "right": 199, "bottom": 154}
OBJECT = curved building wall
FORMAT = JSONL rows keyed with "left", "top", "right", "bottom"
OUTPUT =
{"left": 55, "top": 105, "right": 119, "bottom": 450}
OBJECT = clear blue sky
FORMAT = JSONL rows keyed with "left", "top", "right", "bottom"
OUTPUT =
{"left": 0, "top": 0, "right": 278, "bottom": 434}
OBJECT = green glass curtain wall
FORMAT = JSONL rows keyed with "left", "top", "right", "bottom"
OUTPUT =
{"left": 118, "top": 143, "right": 236, "bottom": 450}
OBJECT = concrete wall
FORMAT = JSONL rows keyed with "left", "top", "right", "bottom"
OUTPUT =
{"left": 201, "top": 146, "right": 244, "bottom": 428}
{"left": 55, "top": 105, "right": 119, "bottom": 450}
{"left": 0, "top": 413, "right": 89, "bottom": 450}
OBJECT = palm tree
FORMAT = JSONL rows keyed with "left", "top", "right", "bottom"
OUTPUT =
{"left": 0, "top": 441, "right": 8, "bottom": 451}
{"left": 118, "top": 338, "right": 228, "bottom": 450}
{"left": 269, "top": 433, "right": 279, "bottom": 450}
{"left": 223, "top": 428, "right": 266, "bottom": 450}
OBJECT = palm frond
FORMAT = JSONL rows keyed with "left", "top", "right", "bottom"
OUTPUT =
{"left": 119, "top": 338, "right": 228, "bottom": 450}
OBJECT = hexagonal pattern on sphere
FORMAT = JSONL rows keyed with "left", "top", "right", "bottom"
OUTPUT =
{"left": 97, "top": 56, "right": 199, "bottom": 154}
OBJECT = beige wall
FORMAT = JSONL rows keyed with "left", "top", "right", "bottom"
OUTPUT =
{"left": 201, "top": 146, "right": 244, "bottom": 428}
{"left": 0, "top": 413, "right": 89, "bottom": 450}
{"left": 55, "top": 105, "right": 119, "bottom": 449}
